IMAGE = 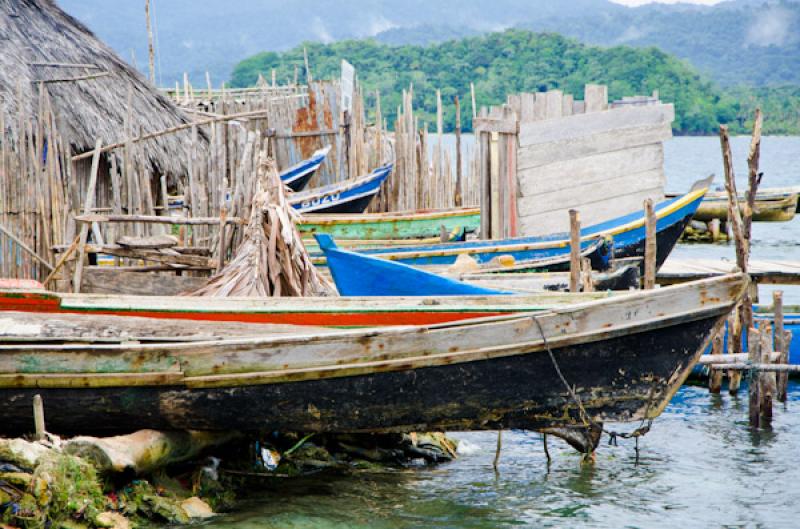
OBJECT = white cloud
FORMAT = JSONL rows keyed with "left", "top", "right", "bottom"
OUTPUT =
{"left": 364, "top": 15, "right": 397, "bottom": 37}
{"left": 745, "top": 7, "right": 797, "bottom": 47}
{"left": 310, "top": 16, "right": 333, "bottom": 43}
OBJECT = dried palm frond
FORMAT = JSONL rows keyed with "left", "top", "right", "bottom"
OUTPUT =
{"left": 187, "top": 148, "right": 333, "bottom": 297}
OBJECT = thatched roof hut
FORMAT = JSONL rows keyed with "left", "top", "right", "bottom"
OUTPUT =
{"left": 0, "top": 0, "right": 193, "bottom": 176}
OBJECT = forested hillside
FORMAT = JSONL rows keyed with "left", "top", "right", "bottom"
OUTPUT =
{"left": 231, "top": 30, "right": 795, "bottom": 135}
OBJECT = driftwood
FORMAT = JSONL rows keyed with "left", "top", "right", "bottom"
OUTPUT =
{"left": 188, "top": 150, "right": 333, "bottom": 297}
{"left": 63, "top": 429, "right": 238, "bottom": 475}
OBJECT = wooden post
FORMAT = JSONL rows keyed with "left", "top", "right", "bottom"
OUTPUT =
{"left": 216, "top": 207, "right": 227, "bottom": 273}
{"left": 728, "top": 308, "right": 742, "bottom": 395}
{"left": 454, "top": 95, "right": 463, "bottom": 207}
{"left": 643, "top": 198, "right": 656, "bottom": 289}
{"left": 581, "top": 257, "right": 594, "bottom": 292}
{"left": 145, "top": 0, "right": 155, "bottom": 84}
{"left": 774, "top": 291, "right": 789, "bottom": 402}
{"left": 33, "top": 394, "right": 45, "bottom": 441}
{"left": 303, "top": 47, "right": 312, "bottom": 85}
{"left": 569, "top": 209, "right": 580, "bottom": 293}
{"left": 709, "top": 332, "right": 724, "bottom": 393}
{"left": 72, "top": 138, "right": 102, "bottom": 293}
{"left": 747, "top": 326, "right": 761, "bottom": 428}
{"left": 470, "top": 82, "right": 477, "bottom": 120}
{"left": 759, "top": 322, "right": 774, "bottom": 426}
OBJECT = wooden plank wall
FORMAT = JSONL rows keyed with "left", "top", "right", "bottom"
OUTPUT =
{"left": 478, "top": 85, "right": 673, "bottom": 238}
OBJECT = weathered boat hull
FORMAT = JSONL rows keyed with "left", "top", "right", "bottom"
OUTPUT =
{"left": 692, "top": 194, "right": 797, "bottom": 222}
{"left": 290, "top": 164, "right": 391, "bottom": 214}
{"left": 280, "top": 146, "right": 330, "bottom": 192}
{"left": 0, "top": 275, "right": 745, "bottom": 442}
{"left": 355, "top": 188, "right": 705, "bottom": 268}
{"left": 0, "top": 315, "right": 720, "bottom": 437}
{"left": 297, "top": 208, "right": 480, "bottom": 240}
{"left": 0, "top": 287, "right": 613, "bottom": 326}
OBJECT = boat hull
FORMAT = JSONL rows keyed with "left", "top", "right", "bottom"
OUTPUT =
{"left": 693, "top": 194, "right": 797, "bottom": 222}
{"left": 0, "top": 314, "right": 720, "bottom": 437}
{"left": 297, "top": 208, "right": 480, "bottom": 240}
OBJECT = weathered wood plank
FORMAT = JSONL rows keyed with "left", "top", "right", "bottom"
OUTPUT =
{"left": 517, "top": 144, "right": 664, "bottom": 196}
{"left": 81, "top": 269, "right": 207, "bottom": 295}
{"left": 519, "top": 122, "right": 673, "bottom": 170}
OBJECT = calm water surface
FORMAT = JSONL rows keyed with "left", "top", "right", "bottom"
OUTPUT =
{"left": 208, "top": 137, "right": 800, "bottom": 529}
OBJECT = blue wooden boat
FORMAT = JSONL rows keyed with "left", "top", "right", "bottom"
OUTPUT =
{"left": 280, "top": 146, "right": 331, "bottom": 192}
{"left": 353, "top": 186, "right": 707, "bottom": 268}
{"left": 290, "top": 164, "right": 392, "bottom": 214}
{"left": 317, "top": 234, "right": 613, "bottom": 296}
{"left": 707, "top": 309, "right": 800, "bottom": 365}
{"left": 316, "top": 234, "right": 509, "bottom": 296}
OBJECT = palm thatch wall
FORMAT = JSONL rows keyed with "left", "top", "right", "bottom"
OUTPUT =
{"left": 0, "top": 0, "right": 193, "bottom": 176}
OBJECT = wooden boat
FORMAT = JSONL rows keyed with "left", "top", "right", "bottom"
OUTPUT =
{"left": 0, "top": 282, "right": 613, "bottom": 327}
{"left": 290, "top": 164, "right": 392, "bottom": 214}
{"left": 317, "top": 234, "right": 632, "bottom": 296}
{"left": 666, "top": 187, "right": 799, "bottom": 222}
{"left": 297, "top": 207, "right": 480, "bottom": 240}
{"left": 317, "top": 234, "right": 510, "bottom": 296}
{"left": 0, "top": 274, "right": 747, "bottom": 453}
{"left": 280, "top": 146, "right": 330, "bottom": 192}
{"left": 694, "top": 193, "right": 797, "bottom": 222}
{"left": 352, "top": 187, "right": 706, "bottom": 267}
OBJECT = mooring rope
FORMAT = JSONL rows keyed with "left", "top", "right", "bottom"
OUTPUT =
{"left": 531, "top": 315, "right": 655, "bottom": 451}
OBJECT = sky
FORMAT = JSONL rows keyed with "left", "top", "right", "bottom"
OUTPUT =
{"left": 612, "top": 0, "right": 722, "bottom": 5}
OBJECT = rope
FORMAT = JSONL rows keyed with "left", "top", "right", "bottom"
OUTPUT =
{"left": 531, "top": 315, "right": 655, "bottom": 450}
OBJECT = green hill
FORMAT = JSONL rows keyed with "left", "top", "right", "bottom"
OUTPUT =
{"left": 232, "top": 30, "right": 794, "bottom": 135}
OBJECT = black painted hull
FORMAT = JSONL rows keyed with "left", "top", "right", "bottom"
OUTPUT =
{"left": 615, "top": 213, "right": 693, "bottom": 269}
{"left": 0, "top": 314, "right": 719, "bottom": 437}
{"left": 285, "top": 170, "right": 316, "bottom": 192}
{"left": 310, "top": 192, "right": 379, "bottom": 214}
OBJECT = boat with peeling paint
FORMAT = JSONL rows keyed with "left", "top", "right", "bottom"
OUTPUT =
{"left": 0, "top": 274, "right": 746, "bottom": 453}
{"left": 297, "top": 207, "right": 480, "bottom": 241}
{"left": 290, "top": 164, "right": 392, "bottom": 214}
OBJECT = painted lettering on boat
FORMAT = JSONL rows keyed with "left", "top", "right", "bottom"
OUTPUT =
{"left": 302, "top": 193, "right": 341, "bottom": 209}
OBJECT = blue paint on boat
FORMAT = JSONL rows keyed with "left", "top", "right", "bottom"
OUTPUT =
{"left": 354, "top": 189, "right": 706, "bottom": 266}
{"left": 316, "top": 234, "right": 510, "bottom": 296}
{"left": 280, "top": 146, "right": 330, "bottom": 192}
{"left": 291, "top": 164, "right": 392, "bottom": 214}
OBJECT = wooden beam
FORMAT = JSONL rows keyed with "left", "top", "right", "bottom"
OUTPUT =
{"left": 473, "top": 117, "right": 518, "bottom": 134}
{"left": 73, "top": 138, "right": 102, "bottom": 293}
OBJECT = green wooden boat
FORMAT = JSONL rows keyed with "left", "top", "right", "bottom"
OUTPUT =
{"left": 297, "top": 207, "right": 481, "bottom": 240}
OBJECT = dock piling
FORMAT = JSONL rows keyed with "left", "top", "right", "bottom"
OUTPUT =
{"left": 33, "top": 394, "right": 45, "bottom": 441}
{"left": 643, "top": 198, "right": 656, "bottom": 289}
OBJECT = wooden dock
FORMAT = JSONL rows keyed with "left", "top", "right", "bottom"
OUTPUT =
{"left": 658, "top": 258, "right": 800, "bottom": 285}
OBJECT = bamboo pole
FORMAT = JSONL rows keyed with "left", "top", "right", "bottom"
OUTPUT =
{"left": 71, "top": 109, "right": 273, "bottom": 161}
{"left": 569, "top": 209, "right": 580, "bottom": 293}
{"left": 145, "top": 0, "right": 155, "bottom": 84}
{"left": 72, "top": 138, "right": 103, "bottom": 294}
{"left": 454, "top": 95, "right": 463, "bottom": 207}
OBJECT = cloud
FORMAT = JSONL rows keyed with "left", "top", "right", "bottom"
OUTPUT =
{"left": 364, "top": 15, "right": 397, "bottom": 37}
{"left": 616, "top": 25, "right": 649, "bottom": 43}
{"left": 310, "top": 17, "right": 333, "bottom": 43}
{"left": 745, "top": 7, "right": 797, "bottom": 47}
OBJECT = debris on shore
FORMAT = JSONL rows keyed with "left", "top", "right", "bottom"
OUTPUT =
{"left": 0, "top": 431, "right": 458, "bottom": 528}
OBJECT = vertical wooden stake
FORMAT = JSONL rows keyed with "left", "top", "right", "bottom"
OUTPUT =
{"left": 709, "top": 332, "right": 724, "bottom": 393}
{"left": 643, "top": 198, "right": 657, "bottom": 289}
{"left": 33, "top": 394, "right": 45, "bottom": 441}
{"left": 728, "top": 309, "right": 742, "bottom": 395}
{"left": 72, "top": 138, "right": 102, "bottom": 293}
{"left": 493, "top": 430, "right": 502, "bottom": 472}
{"left": 759, "top": 322, "right": 774, "bottom": 426}
{"left": 581, "top": 257, "right": 594, "bottom": 292}
{"left": 303, "top": 47, "right": 312, "bottom": 85}
{"left": 774, "top": 290, "right": 788, "bottom": 402}
{"left": 569, "top": 209, "right": 580, "bottom": 293}
{"left": 747, "top": 326, "right": 761, "bottom": 428}
{"left": 454, "top": 95, "right": 463, "bottom": 207}
{"left": 145, "top": 0, "right": 155, "bottom": 84}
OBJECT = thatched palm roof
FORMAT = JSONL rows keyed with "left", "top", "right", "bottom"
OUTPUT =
{"left": 0, "top": 0, "right": 194, "bottom": 175}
